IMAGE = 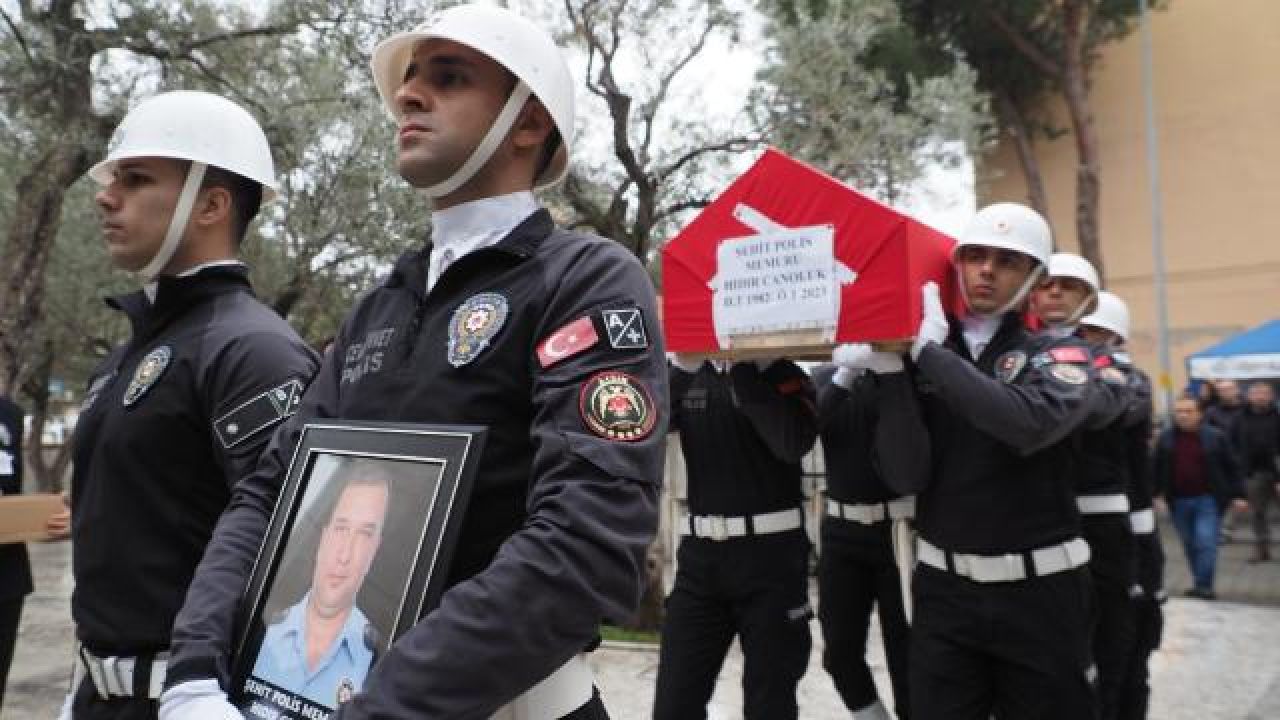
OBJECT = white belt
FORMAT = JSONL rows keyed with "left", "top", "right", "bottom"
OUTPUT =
{"left": 1077, "top": 493, "right": 1130, "bottom": 515}
{"left": 680, "top": 508, "right": 804, "bottom": 541}
{"left": 489, "top": 655, "right": 593, "bottom": 720}
{"left": 1129, "top": 508, "right": 1156, "bottom": 535}
{"left": 825, "top": 496, "right": 916, "bottom": 524}
{"left": 78, "top": 645, "right": 167, "bottom": 700}
{"left": 917, "top": 537, "right": 1091, "bottom": 584}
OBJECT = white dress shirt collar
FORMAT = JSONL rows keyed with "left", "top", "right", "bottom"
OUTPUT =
{"left": 427, "top": 191, "right": 539, "bottom": 292}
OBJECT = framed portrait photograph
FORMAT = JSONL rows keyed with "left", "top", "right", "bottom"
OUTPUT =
{"left": 228, "top": 421, "right": 485, "bottom": 719}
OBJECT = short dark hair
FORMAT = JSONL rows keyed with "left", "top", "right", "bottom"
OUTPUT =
{"left": 199, "top": 165, "right": 264, "bottom": 243}
{"left": 534, "top": 126, "right": 562, "bottom": 184}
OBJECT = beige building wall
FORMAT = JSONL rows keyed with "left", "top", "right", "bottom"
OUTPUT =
{"left": 980, "top": 0, "right": 1280, "bottom": 407}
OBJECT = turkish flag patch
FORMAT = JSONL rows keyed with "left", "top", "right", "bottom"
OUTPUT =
{"left": 1049, "top": 346, "right": 1090, "bottom": 364}
{"left": 537, "top": 316, "right": 599, "bottom": 368}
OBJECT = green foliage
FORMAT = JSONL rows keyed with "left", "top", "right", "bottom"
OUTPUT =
{"left": 753, "top": 0, "right": 991, "bottom": 202}
{"left": 0, "top": 0, "right": 433, "bottom": 403}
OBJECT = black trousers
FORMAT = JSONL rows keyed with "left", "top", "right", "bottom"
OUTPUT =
{"left": 1081, "top": 514, "right": 1137, "bottom": 720}
{"left": 0, "top": 596, "right": 23, "bottom": 713}
{"left": 1116, "top": 593, "right": 1163, "bottom": 720}
{"left": 818, "top": 517, "right": 910, "bottom": 718}
{"left": 910, "top": 563, "right": 1097, "bottom": 720}
{"left": 653, "top": 530, "right": 811, "bottom": 720}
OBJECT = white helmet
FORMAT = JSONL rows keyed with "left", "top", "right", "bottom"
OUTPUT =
{"left": 1081, "top": 290, "right": 1131, "bottom": 341}
{"left": 1043, "top": 252, "right": 1100, "bottom": 323}
{"left": 88, "top": 90, "right": 278, "bottom": 281}
{"left": 89, "top": 91, "right": 278, "bottom": 200}
{"left": 953, "top": 202, "right": 1053, "bottom": 316}
{"left": 370, "top": 3, "right": 575, "bottom": 197}
{"left": 953, "top": 202, "right": 1052, "bottom": 268}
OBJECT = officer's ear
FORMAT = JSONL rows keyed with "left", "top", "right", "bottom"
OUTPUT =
{"left": 511, "top": 98, "right": 554, "bottom": 154}
{"left": 192, "top": 184, "right": 233, "bottom": 233}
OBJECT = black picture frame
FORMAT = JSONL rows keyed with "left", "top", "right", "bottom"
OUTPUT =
{"left": 228, "top": 421, "right": 484, "bottom": 719}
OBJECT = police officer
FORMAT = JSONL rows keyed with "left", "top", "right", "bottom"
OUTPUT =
{"left": 1079, "top": 293, "right": 1165, "bottom": 720}
{"left": 653, "top": 356, "right": 816, "bottom": 719}
{"left": 813, "top": 352, "right": 911, "bottom": 720}
{"left": 0, "top": 379, "right": 31, "bottom": 715}
{"left": 59, "top": 91, "right": 320, "bottom": 719}
{"left": 872, "top": 203, "right": 1099, "bottom": 719}
{"left": 159, "top": 5, "right": 667, "bottom": 719}
{"left": 1030, "top": 255, "right": 1144, "bottom": 720}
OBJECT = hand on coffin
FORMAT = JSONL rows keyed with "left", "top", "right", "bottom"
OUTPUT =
{"left": 832, "top": 343, "right": 904, "bottom": 376}
{"left": 910, "top": 282, "right": 949, "bottom": 361}
{"left": 667, "top": 352, "right": 705, "bottom": 373}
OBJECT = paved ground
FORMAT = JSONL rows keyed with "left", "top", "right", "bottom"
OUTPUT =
{"left": 6, "top": 523, "right": 1280, "bottom": 719}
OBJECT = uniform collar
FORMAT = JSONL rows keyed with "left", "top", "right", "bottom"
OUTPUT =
{"left": 280, "top": 593, "right": 370, "bottom": 653}
{"left": 143, "top": 260, "right": 246, "bottom": 304}
{"left": 107, "top": 264, "right": 252, "bottom": 335}
{"left": 948, "top": 311, "right": 1023, "bottom": 363}
{"left": 386, "top": 208, "right": 555, "bottom": 295}
{"left": 430, "top": 191, "right": 539, "bottom": 251}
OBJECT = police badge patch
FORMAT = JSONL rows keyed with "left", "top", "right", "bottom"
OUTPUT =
{"left": 579, "top": 370, "right": 657, "bottom": 441}
{"left": 122, "top": 346, "right": 171, "bottom": 407}
{"left": 447, "top": 292, "right": 509, "bottom": 367}
{"left": 995, "top": 351, "right": 1028, "bottom": 384}
{"left": 1049, "top": 363, "right": 1089, "bottom": 385}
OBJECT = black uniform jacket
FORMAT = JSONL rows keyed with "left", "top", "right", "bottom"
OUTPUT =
{"left": 814, "top": 366, "right": 898, "bottom": 505}
{"left": 670, "top": 360, "right": 816, "bottom": 516}
{"left": 70, "top": 266, "right": 318, "bottom": 654}
{"left": 1075, "top": 345, "right": 1150, "bottom": 497}
{"left": 0, "top": 394, "right": 32, "bottom": 603}
{"left": 874, "top": 312, "right": 1096, "bottom": 555}
{"left": 167, "top": 211, "right": 669, "bottom": 719}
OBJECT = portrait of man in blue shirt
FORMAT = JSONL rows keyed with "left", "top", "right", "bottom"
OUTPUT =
{"left": 252, "top": 461, "right": 391, "bottom": 708}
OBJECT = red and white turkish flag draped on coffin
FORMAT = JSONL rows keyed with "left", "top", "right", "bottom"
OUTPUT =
{"left": 662, "top": 148, "right": 958, "bottom": 357}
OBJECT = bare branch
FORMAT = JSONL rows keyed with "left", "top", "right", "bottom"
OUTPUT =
{"left": 0, "top": 8, "right": 35, "bottom": 66}
{"left": 654, "top": 198, "right": 711, "bottom": 224}
{"left": 640, "top": 11, "right": 717, "bottom": 158}
{"left": 657, "top": 135, "right": 757, "bottom": 182}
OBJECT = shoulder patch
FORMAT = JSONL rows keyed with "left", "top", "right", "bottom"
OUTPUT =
{"left": 214, "top": 378, "right": 305, "bottom": 450}
{"left": 1049, "top": 346, "right": 1090, "bottom": 364}
{"left": 123, "top": 346, "right": 172, "bottom": 407}
{"left": 1049, "top": 363, "right": 1089, "bottom": 386}
{"left": 1092, "top": 353, "right": 1114, "bottom": 369}
{"left": 537, "top": 316, "right": 599, "bottom": 369}
{"left": 602, "top": 307, "right": 648, "bottom": 350}
{"left": 995, "top": 351, "right": 1028, "bottom": 384}
{"left": 579, "top": 370, "right": 657, "bottom": 442}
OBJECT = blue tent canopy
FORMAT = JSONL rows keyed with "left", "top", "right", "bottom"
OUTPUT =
{"left": 1187, "top": 319, "right": 1280, "bottom": 380}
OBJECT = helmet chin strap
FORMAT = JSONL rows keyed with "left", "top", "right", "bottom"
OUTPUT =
{"left": 138, "top": 161, "right": 207, "bottom": 282}
{"left": 418, "top": 82, "right": 533, "bottom": 200}
{"left": 956, "top": 264, "right": 1045, "bottom": 319}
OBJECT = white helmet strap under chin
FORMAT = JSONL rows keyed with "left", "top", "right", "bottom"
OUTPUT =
{"left": 138, "top": 161, "right": 207, "bottom": 282}
{"left": 419, "top": 82, "right": 533, "bottom": 200}
{"left": 1062, "top": 291, "right": 1097, "bottom": 326}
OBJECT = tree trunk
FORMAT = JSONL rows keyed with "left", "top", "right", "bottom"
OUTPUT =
{"left": 995, "top": 89, "right": 1053, "bottom": 231}
{"left": 1060, "top": 0, "right": 1105, "bottom": 281}
{"left": 20, "top": 340, "right": 69, "bottom": 492}
{"left": 0, "top": 141, "right": 93, "bottom": 391}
